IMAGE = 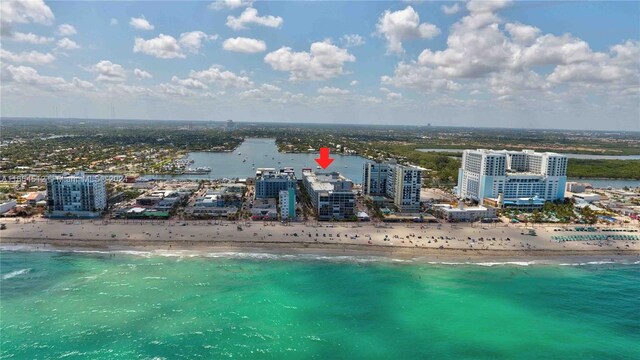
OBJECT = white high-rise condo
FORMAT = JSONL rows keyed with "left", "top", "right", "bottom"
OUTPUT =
{"left": 456, "top": 149, "right": 567, "bottom": 203}
{"left": 46, "top": 172, "right": 107, "bottom": 217}
{"left": 386, "top": 164, "right": 423, "bottom": 212}
{"left": 363, "top": 160, "right": 423, "bottom": 212}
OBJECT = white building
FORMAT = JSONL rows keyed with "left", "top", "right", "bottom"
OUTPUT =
{"left": 363, "top": 161, "right": 423, "bottom": 212}
{"left": 433, "top": 204, "right": 497, "bottom": 222}
{"left": 302, "top": 170, "right": 355, "bottom": 221}
{"left": 457, "top": 149, "right": 567, "bottom": 203}
{"left": 46, "top": 172, "right": 107, "bottom": 217}
{"left": 387, "top": 164, "right": 423, "bottom": 212}
{"left": 362, "top": 162, "right": 390, "bottom": 196}
{"left": 0, "top": 200, "right": 17, "bottom": 214}
{"left": 279, "top": 187, "right": 296, "bottom": 220}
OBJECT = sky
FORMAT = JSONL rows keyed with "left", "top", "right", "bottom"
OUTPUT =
{"left": 1, "top": 0, "right": 639, "bottom": 130}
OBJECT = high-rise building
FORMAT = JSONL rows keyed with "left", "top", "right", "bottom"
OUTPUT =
{"left": 457, "top": 149, "right": 567, "bottom": 203}
{"left": 302, "top": 170, "right": 355, "bottom": 221}
{"left": 255, "top": 167, "right": 296, "bottom": 198}
{"left": 279, "top": 187, "right": 296, "bottom": 220}
{"left": 387, "top": 164, "right": 423, "bottom": 212}
{"left": 363, "top": 161, "right": 423, "bottom": 212}
{"left": 46, "top": 172, "right": 107, "bottom": 217}
{"left": 362, "top": 162, "right": 391, "bottom": 196}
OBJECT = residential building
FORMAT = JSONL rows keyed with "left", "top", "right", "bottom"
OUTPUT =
{"left": 387, "top": 164, "right": 423, "bottom": 212}
{"left": 255, "top": 167, "right": 296, "bottom": 199}
{"left": 457, "top": 149, "right": 567, "bottom": 203}
{"left": 363, "top": 160, "right": 423, "bottom": 212}
{"left": 302, "top": 170, "right": 355, "bottom": 221}
{"left": 362, "top": 162, "right": 391, "bottom": 196}
{"left": 279, "top": 187, "right": 296, "bottom": 220}
{"left": 46, "top": 172, "right": 107, "bottom": 217}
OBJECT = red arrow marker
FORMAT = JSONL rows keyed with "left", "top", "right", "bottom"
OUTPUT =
{"left": 315, "top": 147, "right": 334, "bottom": 169}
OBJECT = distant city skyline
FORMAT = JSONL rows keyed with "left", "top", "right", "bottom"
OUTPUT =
{"left": 1, "top": 0, "right": 639, "bottom": 131}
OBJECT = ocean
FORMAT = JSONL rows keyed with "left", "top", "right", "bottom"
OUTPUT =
{"left": 1, "top": 250, "right": 639, "bottom": 359}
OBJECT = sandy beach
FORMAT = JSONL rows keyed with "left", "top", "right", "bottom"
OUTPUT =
{"left": 1, "top": 218, "right": 638, "bottom": 262}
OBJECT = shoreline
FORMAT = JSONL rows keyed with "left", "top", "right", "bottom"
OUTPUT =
{"left": 2, "top": 219, "right": 638, "bottom": 264}
{"left": 3, "top": 237, "right": 639, "bottom": 265}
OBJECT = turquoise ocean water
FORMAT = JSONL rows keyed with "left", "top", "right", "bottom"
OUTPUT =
{"left": 1, "top": 251, "right": 639, "bottom": 359}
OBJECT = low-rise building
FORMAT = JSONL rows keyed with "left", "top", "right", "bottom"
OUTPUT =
{"left": 22, "top": 192, "right": 45, "bottom": 205}
{"left": 573, "top": 193, "right": 601, "bottom": 203}
{"left": 251, "top": 198, "right": 278, "bottom": 220}
{"left": 0, "top": 200, "right": 17, "bottom": 214}
{"left": 433, "top": 204, "right": 497, "bottom": 222}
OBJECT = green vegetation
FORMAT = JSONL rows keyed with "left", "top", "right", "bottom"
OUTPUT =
{"left": 566, "top": 159, "right": 640, "bottom": 180}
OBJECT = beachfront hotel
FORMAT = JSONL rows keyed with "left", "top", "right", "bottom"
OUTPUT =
{"left": 255, "top": 167, "right": 296, "bottom": 199}
{"left": 46, "top": 172, "right": 107, "bottom": 217}
{"left": 363, "top": 160, "right": 423, "bottom": 212}
{"left": 456, "top": 149, "right": 567, "bottom": 203}
{"left": 302, "top": 170, "right": 355, "bottom": 221}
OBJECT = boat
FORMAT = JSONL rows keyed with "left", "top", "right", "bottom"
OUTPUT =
{"left": 184, "top": 166, "right": 212, "bottom": 174}
{"left": 242, "top": 159, "right": 247, "bottom": 163}
{"left": 316, "top": 165, "right": 321, "bottom": 169}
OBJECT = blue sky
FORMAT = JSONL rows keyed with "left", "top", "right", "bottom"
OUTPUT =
{"left": 1, "top": 0, "right": 639, "bottom": 130}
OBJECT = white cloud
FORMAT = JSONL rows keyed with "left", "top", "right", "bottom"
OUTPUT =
{"left": 1, "top": 64, "right": 94, "bottom": 93}
{"left": 129, "top": 16, "right": 154, "bottom": 31}
{"left": 318, "top": 86, "right": 350, "bottom": 95}
{"left": 505, "top": 23, "right": 540, "bottom": 45}
{"left": 134, "top": 34, "right": 184, "bottom": 59}
{"left": 376, "top": 6, "right": 440, "bottom": 55}
{"left": 91, "top": 60, "right": 127, "bottom": 82}
{"left": 189, "top": 65, "right": 253, "bottom": 88}
{"left": 6, "top": 31, "right": 53, "bottom": 44}
{"left": 226, "top": 7, "right": 283, "bottom": 30}
{"left": 380, "top": 86, "right": 403, "bottom": 100}
{"left": 134, "top": 68, "right": 152, "bottom": 80}
{"left": 222, "top": 37, "right": 266, "bottom": 53}
{"left": 350, "top": 80, "right": 359, "bottom": 86}
{"left": 441, "top": 3, "right": 461, "bottom": 15}
{"left": 110, "top": 18, "right": 118, "bottom": 26}
{"left": 264, "top": 41, "right": 355, "bottom": 81}
{"left": 0, "top": 0, "right": 54, "bottom": 31}
{"left": 340, "top": 34, "right": 365, "bottom": 47}
{"left": 467, "top": 0, "right": 511, "bottom": 14}
{"left": 179, "top": 31, "right": 218, "bottom": 53}
{"left": 56, "top": 24, "right": 76, "bottom": 36}
{"left": 171, "top": 76, "right": 208, "bottom": 90}
{"left": 134, "top": 32, "right": 216, "bottom": 58}
{"left": 56, "top": 38, "right": 80, "bottom": 50}
{"left": 386, "top": 92, "right": 402, "bottom": 100}
{"left": 381, "top": 0, "right": 639, "bottom": 104}
{"left": 208, "top": 0, "right": 253, "bottom": 10}
{"left": 0, "top": 49, "right": 55, "bottom": 65}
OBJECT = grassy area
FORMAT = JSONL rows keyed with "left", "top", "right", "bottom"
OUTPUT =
{"left": 567, "top": 159, "right": 640, "bottom": 180}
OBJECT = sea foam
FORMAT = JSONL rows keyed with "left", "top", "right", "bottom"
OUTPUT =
{"left": 2, "top": 268, "right": 31, "bottom": 280}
